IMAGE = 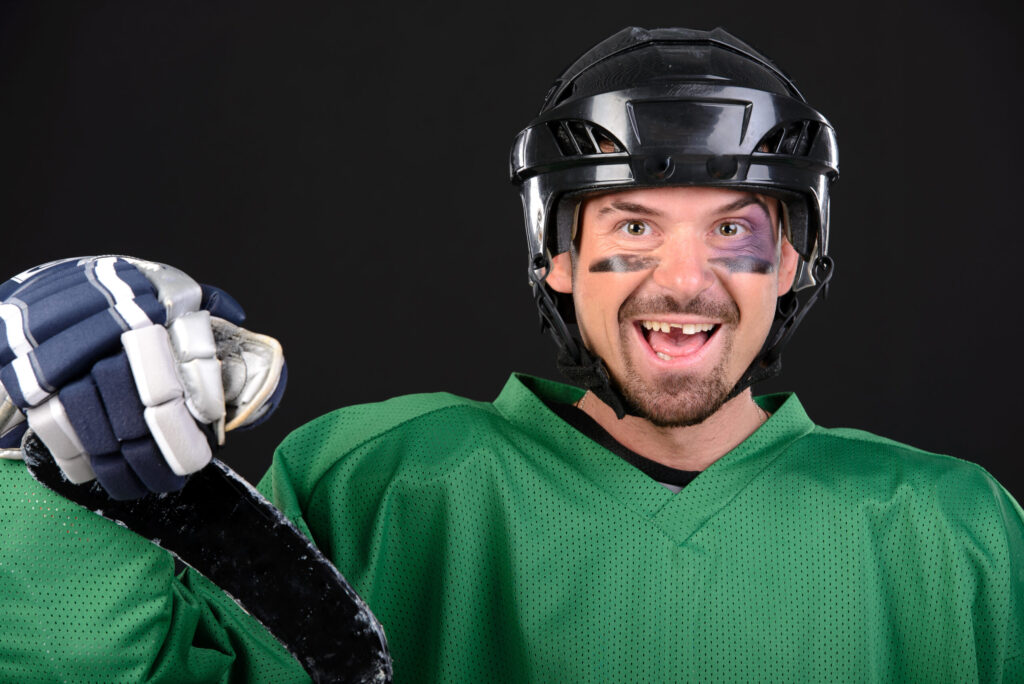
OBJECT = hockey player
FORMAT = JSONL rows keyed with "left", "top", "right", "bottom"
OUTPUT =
{"left": 1, "top": 27, "right": 1022, "bottom": 683}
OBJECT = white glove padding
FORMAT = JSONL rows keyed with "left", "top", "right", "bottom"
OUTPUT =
{"left": 120, "top": 320, "right": 217, "bottom": 475}
{"left": 0, "top": 256, "right": 285, "bottom": 498}
{"left": 212, "top": 317, "right": 285, "bottom": 432}
{"left": 0, "top": 387, "right": 26, "bottom": 461}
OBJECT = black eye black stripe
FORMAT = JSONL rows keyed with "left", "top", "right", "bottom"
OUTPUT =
{"left": 708, "top": 256, "right": 775, "bottom": 274}
{"left": 589, "top": 254, "right": 774, "bottom": 274}
{"left": 589, "top": 255, "right": 660, "bottom": 272}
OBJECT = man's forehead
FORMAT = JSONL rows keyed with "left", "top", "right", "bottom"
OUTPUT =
{"left": 581, "top": 186, "right": 779, "bottom": 219}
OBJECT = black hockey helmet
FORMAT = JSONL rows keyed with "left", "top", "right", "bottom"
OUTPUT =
{"left": 509, "top": 27, "right": 839, "bottom": 417}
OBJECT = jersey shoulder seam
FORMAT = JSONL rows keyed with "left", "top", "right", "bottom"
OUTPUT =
{"left": 299, "top": 400, "right": 501, "bottom": 503}
{"left": 801, "top": 426, "right": 1011, "bottom": 507}
{"left": 806, "top": 424, "right": 964, "bottom": 462}
{"left": 334, "top": 399, "right": 497, "bottom": 454}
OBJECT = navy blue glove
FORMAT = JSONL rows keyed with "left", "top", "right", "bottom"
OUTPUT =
{"left": 0, "top": 256, "right": 285, "bottom": 499}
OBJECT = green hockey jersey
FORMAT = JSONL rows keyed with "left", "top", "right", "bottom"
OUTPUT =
{"left": 267, "top": 374, "right": 1024, "bottom": 682}
{"left": 1, "top": 373, "right": 1022, "bottom": 682}
{"left": 0, "top": 462, "right": 308, "bottom": 682}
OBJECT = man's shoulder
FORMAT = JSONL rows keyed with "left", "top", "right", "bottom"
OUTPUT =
{"left": 801, "top": 422, "right": 986, "bottom": 481}
{"left": 760, "top": 392, "right": 991, "bottom": 488}
{"left": 262, "top": 376, "right": 571, "bottom": 507}
{"left": 263, "top": 389, "right": 516, "bottom": 505}
{"left": 787, "top": 420, "right": 1022, "bottom": 530}
{"left": 276, "top": 373, "right": 576, "bottom": 459}
{"left": 279, "top": 390, "right": 500, "bottom": 456}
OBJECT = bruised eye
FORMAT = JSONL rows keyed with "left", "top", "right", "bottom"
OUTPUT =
{"left": 620, "top": 220, "right": 652, "bottom": 236}
{"left": 716, "top": 222, "right": 747, "bottom": 237}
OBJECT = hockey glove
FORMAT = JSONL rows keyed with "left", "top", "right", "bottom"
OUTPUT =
{"left": 0, "top": 256, "right": 285, "bottom": 499}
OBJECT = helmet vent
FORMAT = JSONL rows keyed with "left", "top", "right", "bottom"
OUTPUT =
{"left": 756, "top": 120, "right": 821, "bottom": 157}
{"left": 548, "top": 120, "right": 623, "bottom": 157}
{"left": 551, "top": 81, "right": 576, "bottom": 107}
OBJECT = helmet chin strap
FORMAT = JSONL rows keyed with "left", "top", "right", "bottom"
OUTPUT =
{"left": 723, "top": 255, "right": 834, "bottom": 402}
{"left": 532, "top": 275, "right": 632, "bottom": 419}
{"left": 533, "top": 254, "right": 835, "bottom": 421}
{"left": 555, "top": 344, "right": 629, "bottom": 418}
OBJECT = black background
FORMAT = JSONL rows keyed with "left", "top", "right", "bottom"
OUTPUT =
{"left": 1, "top": 1, "right": 1021, "bottom": 499}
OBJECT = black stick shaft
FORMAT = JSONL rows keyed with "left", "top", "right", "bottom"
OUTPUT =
{"left": 23, "top": 434, "right": 392, "bottom": 684}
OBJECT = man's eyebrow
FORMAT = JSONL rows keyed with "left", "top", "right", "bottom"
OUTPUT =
{"left": 715, "top": 195, "right": 772, "bottom": 219}
{"left": 595, "top": 196, "right": 773, "bottom": 219}
{"left": 597, "top": 200, "right": 665, "bottom": 217}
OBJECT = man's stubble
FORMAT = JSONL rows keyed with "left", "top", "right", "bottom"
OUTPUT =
{"left": 614, "top": 292, "right": 740, "bottom": 428}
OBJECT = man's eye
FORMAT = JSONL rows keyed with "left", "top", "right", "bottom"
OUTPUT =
{"left": 716, "top": 222, "right": 746, "bottom": 237}
{"left": 621, "top": 220, "right": 651, "bottom": 236}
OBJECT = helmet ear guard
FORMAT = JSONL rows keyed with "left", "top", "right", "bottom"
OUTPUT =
{"left": 511, "top": 27, "right": 839, "bottom": 416}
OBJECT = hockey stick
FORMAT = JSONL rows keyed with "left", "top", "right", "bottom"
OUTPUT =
{"left": 22, "top": 433, "right": 392, "bottom": 684}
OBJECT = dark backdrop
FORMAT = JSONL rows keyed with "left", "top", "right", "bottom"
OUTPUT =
{"left": 1, "top": 1, "right": 1021, "bottom": 499}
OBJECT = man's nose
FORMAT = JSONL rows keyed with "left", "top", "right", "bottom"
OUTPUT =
{"left": 650, "top": 237, "right": 714, "bottom": 299}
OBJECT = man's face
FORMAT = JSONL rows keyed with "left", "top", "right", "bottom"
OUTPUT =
{"left": 546, "top": 186, "right": 799, "bottom": 427}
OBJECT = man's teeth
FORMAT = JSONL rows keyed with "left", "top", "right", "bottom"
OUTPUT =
{"left": 640, "top": 320, "right": 715, "bottom": 335}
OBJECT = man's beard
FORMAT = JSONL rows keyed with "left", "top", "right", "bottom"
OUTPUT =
{"left": 613, "top": 292, "right": 740, "bottom": 428}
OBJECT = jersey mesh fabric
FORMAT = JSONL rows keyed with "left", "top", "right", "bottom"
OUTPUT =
{"left": 0, "top": 460, "right": 309, "bottom": 682}
{"left": 264, "top": 373, "right": 1024, "bottom": 683}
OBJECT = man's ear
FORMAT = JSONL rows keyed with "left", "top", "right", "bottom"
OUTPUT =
{"left": 546, "top": 252, "right": 573, "bottom": 294}
{"left": 777, "top": 238, "right": 800, "bottom": 297}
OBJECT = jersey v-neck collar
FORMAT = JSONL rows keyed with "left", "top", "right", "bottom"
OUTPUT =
{"left": 542, "top": 398, "right": 701, "bottom": 490}
{"left": 492, "top": 373, "right": 817, "bottom": 545}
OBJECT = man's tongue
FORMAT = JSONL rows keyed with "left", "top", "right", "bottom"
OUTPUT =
{"left": 647, "top": 328, "right": 709, "bottom": 357}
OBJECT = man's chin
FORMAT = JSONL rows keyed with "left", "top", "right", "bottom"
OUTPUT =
{"left": 617, "top": 371, "right": 732, "bottom": 428}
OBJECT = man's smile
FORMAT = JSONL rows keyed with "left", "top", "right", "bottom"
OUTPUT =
{"left": 632, "top": 317, "right": 723, "bottom": 365}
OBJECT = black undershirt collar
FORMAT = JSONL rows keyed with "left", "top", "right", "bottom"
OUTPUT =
{"left": 543, "top": 398, "right": 700, "bottom": 490}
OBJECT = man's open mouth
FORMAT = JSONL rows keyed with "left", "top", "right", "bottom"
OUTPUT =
{"left": 637, "top": 319, "right": 720, "bottom": 361}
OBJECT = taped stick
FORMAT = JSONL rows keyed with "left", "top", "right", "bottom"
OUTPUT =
{"left": 23, "top": 433, "right": 392, "bottom": 684}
